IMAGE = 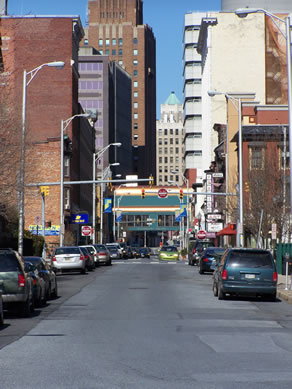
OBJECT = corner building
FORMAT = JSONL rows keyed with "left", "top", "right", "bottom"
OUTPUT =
{"left": 87, "top": 0, "right": 156, "bottom": 180}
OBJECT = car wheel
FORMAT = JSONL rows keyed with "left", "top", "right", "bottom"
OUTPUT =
{"left": 21, "top": 295, "right": 33, "bottom": 317}
{"left": 199, "top": 266, "right": 204, "bottom": 274}
{"left": 191, "top": 260, "right": 194, "bottom": 266}
{"left": 106, "top": 260, "right": 112, "bottom": 266}
{"left": 213, "top": 281, "right": 218, "bottom": 297}
{"left": 218, "top": 284, "right": 226, "bottom": 300}
{"left": 0, "top": 309, "right": 3, "bottom": 326}
{"left": 81, "top": 268, "right": 86, "bottom": 274}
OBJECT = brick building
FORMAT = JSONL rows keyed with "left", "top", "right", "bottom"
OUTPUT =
{"left": 0, "top": 16, "right": 94, "bottom": 252}
{"left": 87, "top": 0, "right": 156, "bottom": 179}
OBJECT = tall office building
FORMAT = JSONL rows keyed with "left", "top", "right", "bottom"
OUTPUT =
{"left": 156, "top": 92, "right": 185, "bottom": 187}
{"left": 87, "top": 0, "right": 156, "bottom": 179}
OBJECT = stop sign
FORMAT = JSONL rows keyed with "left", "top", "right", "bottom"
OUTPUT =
{"left": 81, "top": 226, "right": 92, "bottom": 236}
{"left": 158, "top": 188, "right": 168, "bottom": 198}
{"left": 197, "top": 230, "right": 207, "bottom": 240}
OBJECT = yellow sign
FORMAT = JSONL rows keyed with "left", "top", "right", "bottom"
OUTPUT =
{"left": 40, "top": 186, "right": 50, "bottom": 196}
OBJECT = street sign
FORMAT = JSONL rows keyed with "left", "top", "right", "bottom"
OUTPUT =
{"left": 212, "top": 172, "right": 223, "bottom": 178}
{"left": 197, "top": 230, "right": 207, "bottom": 239}
{"left": 158, "top": 188, "right": 168, "bottom": 198}
{"left": 81, "top": 226, "right": 92, "bottom": 236}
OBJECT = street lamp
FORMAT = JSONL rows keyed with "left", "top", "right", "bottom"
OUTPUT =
{"left": 172, "top": 170, "right": 189, "bottom": 247}
{"left": 60, "top": 113, "right": 91, "bottom": 247}
{"left": 18, "top": 61, "right": 65, "bottom": 256}
{"left": 235, "top": 8, "right": 292, "bottom": 220}
{"left": 208, "top": 90, "right": 243, "bottom": 247}
{"left": 168, "top": 180, "right": 184, "bottom": 249}
{"left": 99, "top": 162, "right": 120, "bottom": 244}
{"left": 92, "top": 143, "right": 122, "bottom": 244}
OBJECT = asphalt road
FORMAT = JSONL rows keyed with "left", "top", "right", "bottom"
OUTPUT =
{"left": 1, "top": 257, "right": 292, "bottom": 388}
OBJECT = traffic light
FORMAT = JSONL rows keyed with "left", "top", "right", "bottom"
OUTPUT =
{"left": 40, "top": 186, "right": 50, "bottom": 196}
{"left": 230, "top": 223, "right": 236, "bottom": 230}
{"left": 149, "top": 175, "right": 154, "bottom": 188}
{"left": 179, "top": 189, "right": 183, "bottom": 200}
{"left": 244, "top": 182, "right": 250, "bottom": 192}
{"left": 141, "top": 188, "right": 145, "bottom": 199}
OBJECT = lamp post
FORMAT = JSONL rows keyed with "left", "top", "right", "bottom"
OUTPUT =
{"left": 113, "top": 183, "right": 125, "bottom": 242}
{"left": 208, "top": 90, "right": 243, "bottom": 247}
{"left": 99, "top": 162, "right": 120, "bottom": 244}
{"left": 60, "top": 113, "right": 91, "bottom": 247}
{"left": 235, "top": 8, "right": 292, "bottom": 221}
{"left": 92, "top": 143, "right": 122, "bottom": 244}
{"left": 172, "top": 170, "right": 189, "bottom": 248}
{"left": 18, "top": 61, "right": 65, "bottom": 256}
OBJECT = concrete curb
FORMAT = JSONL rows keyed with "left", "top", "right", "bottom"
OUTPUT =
{"left": 277, "top": 289, "right": 292, "bottom": 304}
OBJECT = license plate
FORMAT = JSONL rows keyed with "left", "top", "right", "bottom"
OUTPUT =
{"left": 245, "top": 274, "right": 255, "bottom": 279}
{"left": 65, "top": 257, "right": 71, "bottom": 261}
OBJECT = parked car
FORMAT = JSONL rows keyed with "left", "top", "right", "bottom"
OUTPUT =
{"left": 139, "top": 247, "right": 151, "bottom": 258}
{"left": 213, "top": 248, "right": 277, "bottom": 300}
{"left": 107, "top": 247, "right": 119, "bottom": 260}
{"left": 23, "top": 260, "right": 47, "bottom": 307}
{"left": 52, "top": 246, "right": 87, "bottom": 274}
{"left": 106, "top": 243, "right": 123, "bottom": 259}
{"left": 0, "top": 248, "right": 34, "bottom": 317}
{"left": 0, "top": 294, "right": 4, "bottom": 326}
{"left": 79, "top": 246, "right": 95, "bottom": 271}
{"left": 132, "top": 247, "right": 140, "bottom": 258}
{"left": 93, "top": 244, "right": 111, "bottom": 266}
{"left": 80, "top": 245, "right": 99, "bottom": 267}
{"left": 24, "top": 256, "right": 58, "bottom": 299}
{"left": 198, "top": 247, "right": 226, "bottom": 274}
{"left": 188, "top": 239, "right": 215, "bottom": 266}
{"left": 159, "top": 246, "right": 179, "bottom": 261}
{"left": 126, "top": 246, "right": 134, "bottom": 259}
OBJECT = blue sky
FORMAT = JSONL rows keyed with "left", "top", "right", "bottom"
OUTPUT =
{"left": 8, "top": 0, "right": 221, "bottom": 116}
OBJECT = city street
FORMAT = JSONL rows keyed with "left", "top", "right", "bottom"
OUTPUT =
{"left": 1, "top": 256, "right": 292, "bottom": 388}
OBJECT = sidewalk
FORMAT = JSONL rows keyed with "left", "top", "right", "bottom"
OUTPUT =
{"left": 277, "top": 274, "right": 292, "bottom": 303}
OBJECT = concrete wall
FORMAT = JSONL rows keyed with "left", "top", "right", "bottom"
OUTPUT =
{"left": 221, "top": 0, "right": 292, "bottom": 12}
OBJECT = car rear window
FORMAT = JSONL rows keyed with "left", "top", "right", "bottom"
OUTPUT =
{"left": 84, "top": 247, "right": 94, "bottom": 254}
{"left": 161, "top": 246, "right": 177, "bottom": 252}
{"left": 227, "top": 251, "right": 274, "bottom": 268}
{"left": 0, "top": 254, "right": 21, "bottom": 272}
{"left": 55, "top": 247, "right": 80, "bottom": 255}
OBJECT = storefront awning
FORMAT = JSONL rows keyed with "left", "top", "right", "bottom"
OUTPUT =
{"left": 216, "top": 223, "right": 236, "bottom": 236}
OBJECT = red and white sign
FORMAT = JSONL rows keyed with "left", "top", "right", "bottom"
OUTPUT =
{"left": 158, "top": 188, "right": 168, "bottom": 198}
{"left": 81, "top": 226, "right": 92, "bottom": 236}
{"left": 197, "top": 230, "right": 207, "bottom": 240}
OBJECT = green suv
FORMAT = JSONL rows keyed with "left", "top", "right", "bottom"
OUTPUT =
{"left": 0, "top": 248, "right": 34, "bottom": 316}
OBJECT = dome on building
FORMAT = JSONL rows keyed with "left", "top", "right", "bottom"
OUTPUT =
{"left": 164, "top": 91, "right": 181, "bottom": 105}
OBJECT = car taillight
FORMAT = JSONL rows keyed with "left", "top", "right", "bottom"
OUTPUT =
{"left": 80, "top": 255, "right": 85, "bottom": 260}
{"left": 85, "top": 255, "right": 89, "bottom": 259}
{"left": 18, "top": 274, "right": 25, "bottom": 287}
{"left": 202, "top": 257, "right": 209, "bottom": 263}
{"left": 222, "top": 269, "right": 228, "bottom": 280}
{"left": 192, "top": 248, "right": 196, "bottom": 254}
{"left": 32, "top": 278, "right": 37, "bottom": 286}
{"left": 52, "top": 256, "right": 56, "bottom": 262}
{"left": 273, "top": 272, "right": 278, "bottom": 282}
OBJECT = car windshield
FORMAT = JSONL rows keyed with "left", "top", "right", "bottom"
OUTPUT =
{"left": 55, "top": 247, "right": 80, "bottom": 255}
{"left": 205, "top": 248, "right": 225, "bottom": 256}
{"left": 228, "top": 251, "right": 273, "bottom": 268}
{"left": 0, "top": 254, "right": 21, "bottom": 272}
{"left": 24, "top": 256, "right": 42, "bottom": 264}
{"left": 161, "top": 246, "right": 177, "bottom": 252}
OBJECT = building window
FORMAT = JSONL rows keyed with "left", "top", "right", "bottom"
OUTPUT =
{"left": 175, "top": 139, "right": 179, "bottom": 145}
{"left": 105, "top": 39, "right": 110, "bottom": 46}
{"left": 176, "top": 148, "right": 179, "bottom": 153}
{"left": 119, "top": 38, "right": 123, "bottom": 46}
{"left": 133, "top": 102, "right": 138, "bottom": 109}
{"left": 133, "top": 60, "right": 138, "bottom": 66}
{"left": 164, "top": 157, "right": 168, "bottom": 163}
{"left": 99, "top": 39, "right": 103, "bottom": 46}
{"left": 164, "top": 139, "right": 168, "bottom": 145}
{"left": 164, "top": 167, "right": 168, "bottom": 173}
{"left": 165, "top": 175, "right": 168, "bottom": 182}
{"left": 133, "top": 38, "right": 138, "bottom": 45}
{"left": 112, "top": 38, "right": 116, "bottom": 45}
{"left": 64, "top": 188, "right": 70, "bottom": 209}
{"left": 170, "top": 147, "right": 173, "bottom": 154}
{"left": 170, "top": 139, "right": 173, "bottom": 144}
{"left": 134, "top": 113, "right": 138, "bottom": 119}
{"left": 158, "top": 129, "right": 162, "bottom": 136}
{"left": 119, "top": 49, "right": 123, "bottom": 56}
{"left": 118, "top": 60, "right": 123, "bottom": 66}
{"left": 170, "top": 157, "right": 173, "bottom": 163}
{"left": 164, "top": 148, "right": 168, "bottom": 153}
{"left": 250, "top": 146, "right": 265, "bottom": 169}
{"left": 176, "top": 175, "right": 179, "bottom": 182}
{"left": 84, "top": 39, "right": 88, "bottom": 45}
{"left": 158, "top": 138, "right": 162, "bottom": 145}
{"left": 112, "top": 49, "right": 116, "bottom": 55}
{"left": 134, "top": 123, "right": 138, "bottom": 130}
{"left": 133, "top": 49, "right": 138, "bottom": 56}
{"left": 99, "top": 50, "right": 103, "bottom": 55}
{"left": 164, "top": 129, "right": 167, "bottom": 135}
{"left": 279, "top": 146, "right": 290, "bottom": 169}
{"left": 133, "top": 81, "right": 138, "bottom": 88}
{"left": 64, "top": 156, "right": 70, "bottom": 177}
{"left": 193, "top": 150, "right": 202, "bottom": 156}
{"left": 159, "top": 157, "right": 162, "bottom": 163}
{"left": 133, "top": 70, "right": 138, "bottom": 76}
{"left": 170, "top": 129, "right": 173, "bottom": 135}
{"left": 175, "top": 129, "right": 179, "bottom": 135}
{"left": 170, "top": 175, "right": 173, "bottom": 181}
{"left": 105, "top": 49, "right": 110, "bottom": 55}
{"left": 134, "top": 91, "right": 138, "bottom": 97}
{"left": 194, "top": 132, "right": 202, "bottom": 138}
{"left": 159, "top": 148, "right": 162, "bottom": 154}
